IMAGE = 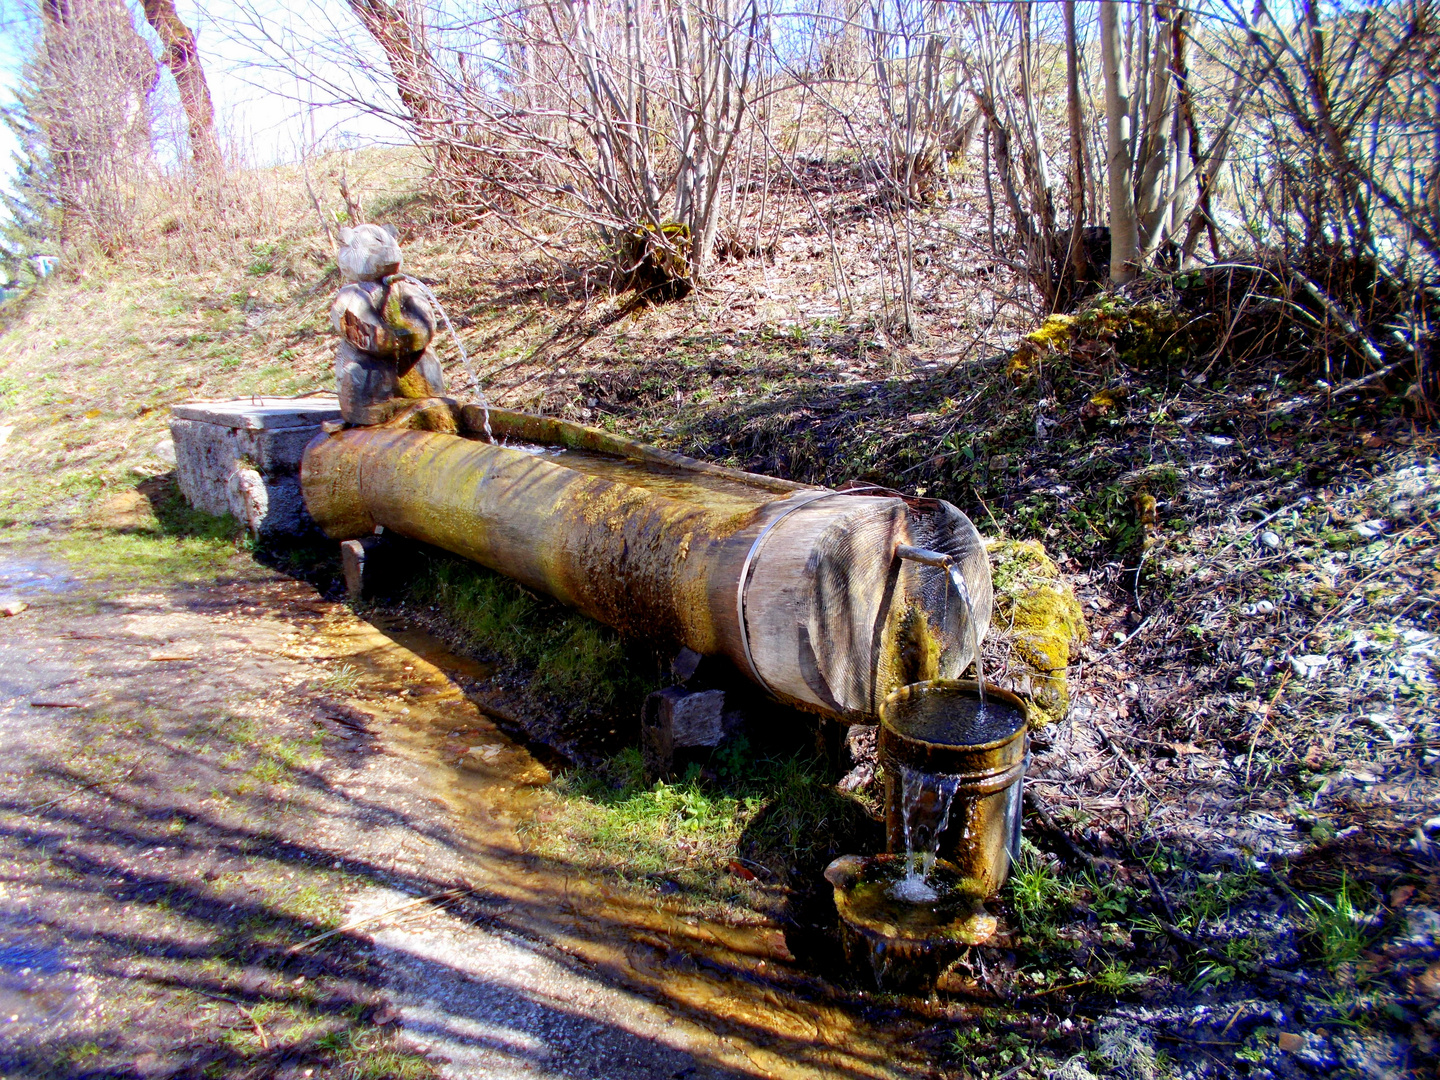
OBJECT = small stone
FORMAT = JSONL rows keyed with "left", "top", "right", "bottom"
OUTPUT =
{"left": 0, "top": 599, "right": 28, "bottom": 617}
{"left": 1261, "top": 530, "right": 1282, "bottom": 549}
{"left": 151, "top": 437, "right": 176, "bottom": 465}
{"left": 1202, "top": 434, "right": 1234, "bottom": 447}
{"left": 1277, "top": 1032, "right": 1306, "bottom": 1053}
{"left": 1391, "top": 885, "right": 1418, "bottom": 908}
{"left": 1291, "top": 654, "right": 1329, "bottom": 679}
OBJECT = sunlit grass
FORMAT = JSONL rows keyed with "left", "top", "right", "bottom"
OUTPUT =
{"left": 407, "top": 552, "right": 661, "bottom": 718}
{"left": 527, "top": 742, "right": 873, "bottom": 917}
{"left": 1294, "top": 874, "right": 1373, "bottom": 974}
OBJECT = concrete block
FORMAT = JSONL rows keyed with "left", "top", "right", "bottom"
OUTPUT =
{"left": 641, "top": 686, "right": 726, "bottom": 782}
{"left": 170, "top": 397, "right": 345, "bottom": 431}
{"left": 341, "top": 535, "right": 390, "bottom": 600}
{"left": 170, "top": 396, "right": 341, "bottom": 538}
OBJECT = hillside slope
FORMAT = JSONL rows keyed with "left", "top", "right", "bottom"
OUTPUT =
{"left": 2, "top": 153, "right": 1438, "bottom": 1073}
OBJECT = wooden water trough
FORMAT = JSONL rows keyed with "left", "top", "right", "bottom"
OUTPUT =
{"left": 301, "top": 406, "right": 991, "bottom": 721}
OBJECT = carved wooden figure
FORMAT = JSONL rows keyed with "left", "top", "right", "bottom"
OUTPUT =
{"left": 330, "top": 225, "right": 446, "bottom": 425}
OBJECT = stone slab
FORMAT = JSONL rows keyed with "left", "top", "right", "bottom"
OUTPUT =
{"left": 170, "top": 396, "right": 342, "bottom": 431}
{"left": 170, "top": 397, "right": 337, "bottom": 538}
{"left": 642, "top": 686, "right": 728, "bottom": 781}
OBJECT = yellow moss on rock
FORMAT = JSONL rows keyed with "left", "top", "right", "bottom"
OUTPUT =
{"left": 986, "top": 539, "right": 1087, "bottom": 726}
{"left": 1007, "top": 314, "right": 1078, "bottom": 382}
{"left": 1026, "top": 314, "right": 1077, "bottom": 348}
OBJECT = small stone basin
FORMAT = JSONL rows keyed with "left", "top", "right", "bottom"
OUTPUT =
{"left": 825, "top": 853, "right": 997, "bottom": 990}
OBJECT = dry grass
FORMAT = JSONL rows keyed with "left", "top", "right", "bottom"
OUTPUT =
{"left": 0, "top": 134, "right": 1437, "bottom": 1073}
{"left": 0, "top": 140, "right": 1030, "bottom": 531}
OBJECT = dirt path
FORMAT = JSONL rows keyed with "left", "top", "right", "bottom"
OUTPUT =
{"left": 0, "top": 546, "right": 938, "bottom": 1080}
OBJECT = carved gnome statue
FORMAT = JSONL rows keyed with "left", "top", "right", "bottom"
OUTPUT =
{"left": 331, "top": 224, "right": 447, "bottom": 425}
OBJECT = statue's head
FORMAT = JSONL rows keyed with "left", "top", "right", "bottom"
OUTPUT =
{"left": 337, "top": 223, "right": 402, "bottom": 282}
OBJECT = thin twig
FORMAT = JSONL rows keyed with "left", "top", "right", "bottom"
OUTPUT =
{"left": 1093, "top": 722, "right": 1158, "bottom": 798}
{"left": 25, "top": 765, "right": 139, "bottom": 815}
{"left": 287, "top": 887, "right": 470, "bottom": 953}
{"left": 239, "top": 1005, "right": 269, "bottom": 1050}
{"left": 1244, "top": 668, "right": 1293, "bottom": 787}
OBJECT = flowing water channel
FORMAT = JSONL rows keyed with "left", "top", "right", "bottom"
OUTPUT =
{"left": 313, "top": 613, "right": 949, "bottom": 1080}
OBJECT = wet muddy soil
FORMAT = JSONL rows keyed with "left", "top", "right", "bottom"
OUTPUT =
{"left": 0, "top": 546, "right": 955, "bottom": 1079}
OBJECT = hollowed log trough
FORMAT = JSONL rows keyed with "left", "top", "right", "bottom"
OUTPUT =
{"left": 301, "top": 406, "right": 992, "bottom": 721}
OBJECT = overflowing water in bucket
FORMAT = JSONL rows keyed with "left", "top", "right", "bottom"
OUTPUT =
{"left": 892, "top": 765, "right": 962, "bottom": 902}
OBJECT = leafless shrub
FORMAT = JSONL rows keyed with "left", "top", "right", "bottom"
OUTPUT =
{"left": 1216, "top": 0, "right": 1439, "bottom": 390}
{"left": 25, "top": 0, "right": 160, "bottom": 250}
{"left": 329, "top": 0, "right": 762, "bottom": 295}
{"left": 864, "top": 0, "right": 976, "bottom": 205}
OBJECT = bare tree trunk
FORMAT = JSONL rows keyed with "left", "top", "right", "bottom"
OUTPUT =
{"left": 345, "top": 0, "right": 443, "bottom": 133}
{"left": 1064, "top": 0, "right": 1087, "bottom": 290}
{"left": 1100, "top": 0, "right": 1139, "bottom": 283}
{"left": 140, "top": 0, "right": 220, "bottom": 168}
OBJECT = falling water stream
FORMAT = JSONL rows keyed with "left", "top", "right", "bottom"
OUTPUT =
{"left": 889, "top": 560, "right": 989, "bottom": 904}
{"left": 892, "top": 766, "right": 962, "bottom": 902}
{"left": 946, "top": 562, "right": 986, "bottom": 713}
{"left": 391, "top": 273, "right": 493, "bottom": 441}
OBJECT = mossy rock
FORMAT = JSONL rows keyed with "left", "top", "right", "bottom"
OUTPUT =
{"left": 986, "top": 539, "right": 1087, "bottom": 726}
{"left": 1006, "top": 314, "right": 1077, "bottom": 381}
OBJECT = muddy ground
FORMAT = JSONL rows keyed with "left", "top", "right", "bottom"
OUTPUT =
{"left": 0, "top": 545, "right": 965, "bottom": 1080}
{"left": 5, "top": 533, "right": 1436, "bottom": 1080}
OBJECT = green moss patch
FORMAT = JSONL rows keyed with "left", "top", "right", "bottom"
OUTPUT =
{"left": 987, "top": 539, "right": 1087, "bottom": 726}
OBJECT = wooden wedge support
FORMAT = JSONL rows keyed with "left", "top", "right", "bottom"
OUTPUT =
{"left": 301, "top": 412, "right": 993, "bottom": 720}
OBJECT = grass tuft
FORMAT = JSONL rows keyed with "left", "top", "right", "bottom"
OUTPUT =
{"left": 1294, "top": 874, "right": 1373, "bottom": 974}
{"left": 408, "top": 551, "right": 660, "bottom": 720}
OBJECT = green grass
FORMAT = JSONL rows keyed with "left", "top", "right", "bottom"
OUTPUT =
{"left": 408, "top": 552, "right": 661, "bottom": 718}
{"left": 1175, "top": 866, "right": 1264, "bottom": 930}
{"left": 47, "top": 475, "right": 252, "bottom": 585}
{"left": 1094, "top": 958, "right": 1151, "bottom": 994}
{"left": 1007, "top": 843, "right": 1075, "bottom": 939}
{"left": 314, "top": 663, "right": 363, "bottom": 694}
{"left": 528, "top": 742, "right": 874, "bottom": 914}
{"left": 1294, "top": 875, "right": 1373, "bottom": 974}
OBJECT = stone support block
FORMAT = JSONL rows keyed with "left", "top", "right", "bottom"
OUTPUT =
{"left": 340, "top": 535, "right": 392, "bottom": 600}
{"left": 641, "top": 686, "right": 726, "bottom": 782}
{"left": 170, "top": 397, "right": 341, "bottom": 538}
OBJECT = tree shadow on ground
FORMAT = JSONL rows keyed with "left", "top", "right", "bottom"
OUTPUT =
{"left": 0, "top": 566, "right": 950, "bottom": 1079}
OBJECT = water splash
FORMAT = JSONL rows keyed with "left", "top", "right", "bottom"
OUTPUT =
{"left": 892, "top": 764, "right": 962, "bottom": 903}
{"left": 947, "top": 562, "right": 986, "bottom": 710}
{"left": 392, "top": 273, "right": 493, "bottom": 441}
